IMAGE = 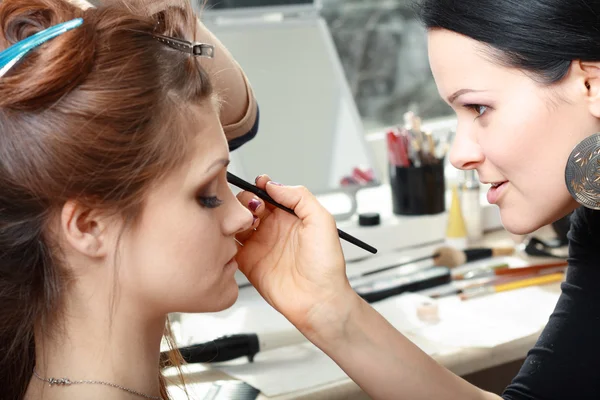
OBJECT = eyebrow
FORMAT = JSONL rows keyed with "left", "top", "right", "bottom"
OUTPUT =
{"left": 447, "top": 89, "right": 484, "bottom": 104}
{"left": 206, "top": 158, "right": 230, "bottom": 173}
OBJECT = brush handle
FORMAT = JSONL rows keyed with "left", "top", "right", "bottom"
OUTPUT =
{"left": 494, "top": 261, "right": 568, "bottom": 277}
{"left": 464, "top": 247, "right": 515, "bottom": 262}
{"left": 463, "top": 247, "right": 516, "bottom": 264}
{"left": 175, "top": 333, "right": 260, "bottom": 363}
{"left": 227, "top": 172, "right": 295, "bottom": 213}
{"left": 360, "top": 253, "right": 440, "bottom": 277}
{"left": 355, "top": 266, "right": 451, "bottom": 303}
{"left": 464, "top": 248, "right": 494, "bottom": 262}
{"left": 494, "top": 272, "right": 565, "bottom": 292}
{"left": 227, "top": 172, "right": 377, "bottom": 254}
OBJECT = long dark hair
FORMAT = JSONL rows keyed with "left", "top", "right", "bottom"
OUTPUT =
{"left": 0, "top": 0, "right": 211, "bottom": 398}
{"left": 418, "top": 0, "right": 600, "bottom": 83}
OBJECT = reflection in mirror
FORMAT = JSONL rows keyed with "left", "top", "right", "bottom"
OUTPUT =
{"left": 204, "top": 0, "right": 313, "bottom": 9}
{"left": 202, "top": 7, "right": 381, "bottom": 210}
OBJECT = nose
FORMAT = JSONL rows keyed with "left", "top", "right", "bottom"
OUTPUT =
{"left": 448, "top": 125, "right": 485, "bottom": 170}
{"left": 223, "top": 192, "right": 254, "bottom": 236}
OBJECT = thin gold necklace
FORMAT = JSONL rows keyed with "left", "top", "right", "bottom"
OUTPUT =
{"left": 33, "top": 369, "right": 164, "bottom": 400}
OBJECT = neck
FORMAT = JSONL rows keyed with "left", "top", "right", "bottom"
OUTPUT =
{"left": 29, "top": 287, "right": 167, "bottom": 400}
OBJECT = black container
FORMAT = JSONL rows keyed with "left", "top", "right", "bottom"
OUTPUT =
{"left": 389, "top": 163, "right": 445, "bottom": 215}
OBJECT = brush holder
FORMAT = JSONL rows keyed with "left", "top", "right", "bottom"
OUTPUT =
{"left": 389, "top": 163, "right": 445, "bottom": 216}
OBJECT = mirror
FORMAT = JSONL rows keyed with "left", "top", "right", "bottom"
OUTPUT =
{"left": 202, "top": 7, "right": 381, "bottom": 206}
{"left": 204, "top": 0, "right": 314, "bottom": 9}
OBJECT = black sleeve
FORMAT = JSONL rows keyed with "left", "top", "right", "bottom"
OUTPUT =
{"left": 502, "top": 207, "right": 600, "bottom": 400}
{"left": 228, "top": 105, "right": 260, "bottom": 152}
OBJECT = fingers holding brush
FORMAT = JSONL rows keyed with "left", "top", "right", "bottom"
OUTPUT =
{"left": 254, "top": 174, "right": 283, "bottom": 212}
{"left": 233, "top": 174, "right": 278, "bottom": 242}
{"left": 235, "top": 192, "right": 267, "bottom": 243}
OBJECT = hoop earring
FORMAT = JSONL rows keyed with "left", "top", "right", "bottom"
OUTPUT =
{"left": 565, "top": 132, "right": 600, "bottom": 209}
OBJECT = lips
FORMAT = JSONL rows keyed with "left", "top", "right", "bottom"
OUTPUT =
{"left": 224, "top": 247, "right": 237, "bottom": 265}
{"left": 486, "top": 181, "right": 508, "bottom": 204}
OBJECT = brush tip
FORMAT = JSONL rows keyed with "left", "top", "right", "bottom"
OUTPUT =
{"left": 493, "top": 247, "right": 516, "bottom": 257}
{"left": 433, "top": 246, "right": 467, "bottom": 268}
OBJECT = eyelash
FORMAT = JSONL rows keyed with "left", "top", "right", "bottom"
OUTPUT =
{"left": 463, "top": 104, "right": 489, "bottom": 119}
{"left": 198, "top": 196, "right": 224, "bottom": 209}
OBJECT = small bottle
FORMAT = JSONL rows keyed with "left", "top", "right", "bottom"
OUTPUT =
{"left": 458, "top": 170, "right": 483, "bottom": 242}
{"left": 446, "top": 185, "right": 468, "bottom": 250}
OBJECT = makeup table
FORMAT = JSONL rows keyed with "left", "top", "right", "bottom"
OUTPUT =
{"left": 168, "top": 225, "right": 563, "bottom": 399}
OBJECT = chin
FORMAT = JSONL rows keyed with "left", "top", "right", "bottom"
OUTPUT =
{"left": 216, "top": 287, "right": 239, "bottom": 311}
{"left": 498, "top": 209, "right": 550, "bottom": 236}
{"left": 174, "top": 282, "right": 239, "bottom": 314}
{"left": 499, "top": 201, "right": 577, "bottom": 236}
{"left": 200, "top": 284, "right": 239, "bottom": 313}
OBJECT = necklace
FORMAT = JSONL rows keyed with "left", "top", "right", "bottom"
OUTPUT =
{"left": 33, "top": 370, "right": 164, "bottom": 400}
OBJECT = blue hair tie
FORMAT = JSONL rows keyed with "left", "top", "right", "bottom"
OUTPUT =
{"left": 0, "top": 18, "right": 83, "bottom": 78}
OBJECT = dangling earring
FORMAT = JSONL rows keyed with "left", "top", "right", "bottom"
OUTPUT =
{"left": 565, "top": 132, "right": 600, "bottom": 209}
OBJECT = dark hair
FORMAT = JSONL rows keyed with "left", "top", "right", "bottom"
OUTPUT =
{"left": 418, "top": 0, "right": 600, "bottom": 84}
{"left": 0, "top": 0, "right": 212, "bottom": 398}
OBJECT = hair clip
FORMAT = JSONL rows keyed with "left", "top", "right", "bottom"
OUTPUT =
{"left": 0, "top": 18, "right": 83, "bottom": 78}
{"left": 152, "top": 33, "right": 215, "bottom": 58}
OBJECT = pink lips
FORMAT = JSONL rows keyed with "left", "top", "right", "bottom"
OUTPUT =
{"left": 224, "top": 257, "right": 238, "bottom": 271}
{"left": 486, "top": 181, "right": 508, "bottom": 204}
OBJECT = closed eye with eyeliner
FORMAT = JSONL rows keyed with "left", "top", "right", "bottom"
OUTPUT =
{"left": 198, "top": 194, "right": 224, "bottom": 209}
{"left": 196, "top": 158, "right": 230, "bottom": 209}
{"left": 196, "top": 174, "right": 226, "bottom": 209}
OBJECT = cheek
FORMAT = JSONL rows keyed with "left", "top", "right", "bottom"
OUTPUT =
{"left": 151, "top": 212, "right": 223, "bottom": 283}
{"left": 118, "top": 207, "right": 229, "bottom": 309}
{"left": 485, "top": 95, "right": 583, "bottom": 232}
{"left": 483, "top": 94, "right": 569, "bottom": 176}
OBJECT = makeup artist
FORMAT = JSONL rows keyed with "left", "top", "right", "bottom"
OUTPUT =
{"left": 236, "top": 0, "right": 600, "bottom": 398}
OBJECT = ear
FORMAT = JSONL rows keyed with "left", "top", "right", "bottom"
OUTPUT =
{"left": 578, "top": 61, "right": 600, "bottom": 118}
{"left": 60, "top": 200, "right": 111, "bottom": 259}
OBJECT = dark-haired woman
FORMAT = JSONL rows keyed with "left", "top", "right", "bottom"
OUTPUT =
{"left": 237, "top": 1, "right": 600, "bottom": 399}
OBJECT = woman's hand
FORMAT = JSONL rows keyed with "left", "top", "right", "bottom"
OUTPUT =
{"left": 235, "top": 176, "right": 501, "bottom": 400}
{"left": 235, "top": 175, "right": 355, "bottom": 335}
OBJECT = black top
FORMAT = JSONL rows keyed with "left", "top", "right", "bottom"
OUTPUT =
{"left": 229, "top": 105, "right": 260, "bottom": 152}
{"left": 503, "top": 206, "right": 600, "bottom": 399}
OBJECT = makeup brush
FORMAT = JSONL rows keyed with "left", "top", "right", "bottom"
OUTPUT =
{"left": 356, "top": 245, "right": 515, "bottom": 278}
{"left": 436, "top": 246, "right": 515, "bottom": 267}
{"left": 454, "top": 260, "right": 568, "bottom": 280}
{"left": 226, "top": 172, "right": 377, "bottom": 254}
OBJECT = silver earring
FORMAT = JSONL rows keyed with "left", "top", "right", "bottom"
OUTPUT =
{"left": 565, "top": 132, "right": 600, "bottom": 209}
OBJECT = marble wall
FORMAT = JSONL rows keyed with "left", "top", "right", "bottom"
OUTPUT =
{"left": 320, "top": 0, "right": 452, "bottom": 130}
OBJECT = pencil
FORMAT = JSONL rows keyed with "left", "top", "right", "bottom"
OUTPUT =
{"left": 460, "top": 272, "right": 564, "bottom": 300}
{"left": 226, "top": 172, "right": 378, "bottom": 254}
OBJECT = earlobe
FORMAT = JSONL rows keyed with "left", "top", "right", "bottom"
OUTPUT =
{"left": 61, "top": 200, "right": 108, "bottom": 258}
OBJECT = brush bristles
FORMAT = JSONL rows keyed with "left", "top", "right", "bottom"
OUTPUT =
{"left": 433, "top": 246, "right": 466, "bottom": 268}
{"left": 492, "top": 247, "right": 515, "bottom": 257}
